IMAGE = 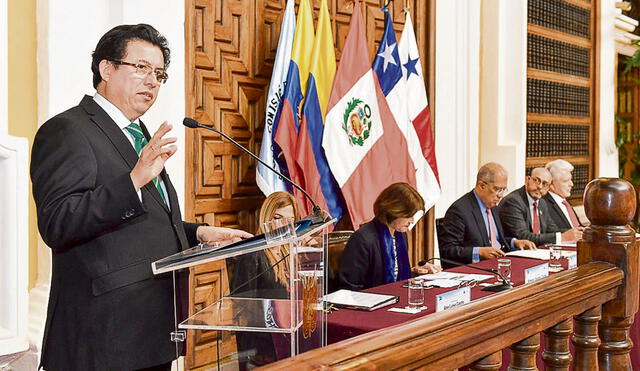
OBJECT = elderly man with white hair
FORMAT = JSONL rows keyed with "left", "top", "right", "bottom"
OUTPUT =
{"left": 542, "top": 159, "right": 584, "bottom": 241}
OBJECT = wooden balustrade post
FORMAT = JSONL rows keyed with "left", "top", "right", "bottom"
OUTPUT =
{"left": 508, "top": 334, "right": 540, "bottom": 371}
{"left": 469, "top": 351, "right": 502, "bottom": 371}
{"left": 572, "top": 305, "right": 602, "bottom": 370}
{"left": 579, "top": 178, "right": 639, "bottom": 370}
{"left": 542, "top": 318, "right": 572, "bottom": 370}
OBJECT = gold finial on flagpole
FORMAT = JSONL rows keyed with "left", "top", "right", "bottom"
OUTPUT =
{"left": 402, "top": 0, "right": 410, "bottom": 13}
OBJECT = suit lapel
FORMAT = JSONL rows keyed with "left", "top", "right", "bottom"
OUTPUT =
{"left": 81, "top": 96, "right": 139, "bottom": 169}
{"left": 491, "top": 208, "right": 507, "bottom": 247}
{"left": 517, "top": 187, "right": 532, "bottom": 230}
{"left": 467, "top": 192, "right": 490, "bottom": 246}
{"left": 544, "top": 194, "right": 571, "bottom": 229}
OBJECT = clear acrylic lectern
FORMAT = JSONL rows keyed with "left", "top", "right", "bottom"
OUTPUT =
{"left": 152, "top": 218, "right": 334, "bottom": 369}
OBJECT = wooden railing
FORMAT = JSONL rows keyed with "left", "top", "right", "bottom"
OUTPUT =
{"left": 262, "top": 178, "right": 639, "bottom": 370}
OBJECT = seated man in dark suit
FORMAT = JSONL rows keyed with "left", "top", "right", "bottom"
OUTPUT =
{"left": 542, "top": 159, "right": 586, "bottom": 236}
{"left": 439, "top": 163, "right": 536, "bottom": 267}
{"left": 499, "top": 167, "right": 581, "bottom": 246}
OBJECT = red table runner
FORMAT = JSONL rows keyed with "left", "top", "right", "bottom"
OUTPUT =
{"left": 327, "top": 252, "right": 640, "bottom": 369}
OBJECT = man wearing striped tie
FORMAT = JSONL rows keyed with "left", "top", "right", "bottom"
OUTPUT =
{"left": 31, "top": 24, "right": 251, "bottom": 371}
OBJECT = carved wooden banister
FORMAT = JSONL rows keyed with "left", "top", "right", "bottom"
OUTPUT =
{"left": 262, "top": 263, "right": 622, "bottom": 370}
{"left": 260, "top": 179, "right": 637, "bottom": 370}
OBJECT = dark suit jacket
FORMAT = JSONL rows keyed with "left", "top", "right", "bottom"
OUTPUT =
{"left": 542, "top": 193, "right": 575, "bottom": 232}
{"left": 339, "top": 220, "right": 409, "bottom": 291}
{"left": 499, "top": 186, "right": 559, "bottom": 246}
{"left": 438, "top": 191, "right": 514, "bottom": 267}
{"left": 31, "top": 96, "right": 202, "bottom": 371}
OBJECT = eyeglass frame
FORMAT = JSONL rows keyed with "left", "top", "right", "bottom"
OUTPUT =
{"left": 110, "top": 59, "right": 169, "bottom": 84}
{"left": 479, "top": 180, "right": 508, "bottom": 197}
{"left": 529, "top": 175, "right": 551, "bottom": 189}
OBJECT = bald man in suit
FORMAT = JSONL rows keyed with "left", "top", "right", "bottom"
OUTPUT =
{"left": 438, "top": 163, "right": 536, "bottom": 268}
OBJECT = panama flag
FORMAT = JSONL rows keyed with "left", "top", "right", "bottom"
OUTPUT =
{"left": 257, "top": 0, "right": 296, "bottom": 196}
{"left": 399, "top": 13, "right": 440, "bottom": 184}
{"left": 273, "top": 0, "right": 315, "bottom": 207}
{"left": 295, "top": 0, "right": 344, "bottom": 222}
{"left": 323, "top": 0, "right": 416, "bottom": 228}
{"left": 373, "top": 10, "right": 440, "bottom": 213}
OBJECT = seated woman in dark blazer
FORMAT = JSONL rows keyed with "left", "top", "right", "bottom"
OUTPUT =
{"left": 339, "top": 183, "right": 441, "bottom": 291}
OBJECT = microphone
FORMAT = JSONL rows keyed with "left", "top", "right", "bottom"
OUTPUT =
{"left": 183, "top": 117, "right": 327, "bottom": 224}
{"left": 419, "top": 257, "right": 513, "bottom": 292}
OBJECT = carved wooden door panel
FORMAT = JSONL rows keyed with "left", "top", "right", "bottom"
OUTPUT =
{"left": 184, "top": 0, "right": 431, "bottom": 369}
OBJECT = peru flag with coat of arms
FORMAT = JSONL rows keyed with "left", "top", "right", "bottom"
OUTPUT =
{"left": 323, "top": 1, "right": 416, "bottom": 229}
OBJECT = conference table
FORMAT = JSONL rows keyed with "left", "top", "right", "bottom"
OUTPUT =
{"left": 326, "top": 251, "right": 640, "bottom": 369}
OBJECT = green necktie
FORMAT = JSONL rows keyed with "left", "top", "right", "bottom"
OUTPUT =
{"left": 125, "top": 123, "right": 168, "bottom": 205}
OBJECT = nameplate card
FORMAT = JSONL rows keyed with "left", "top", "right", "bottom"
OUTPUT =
{"left": 524, "top": 263, "right": 549, "bottom": 284}
{"left": 435, "top": 287, "right": 471, "bottom": 312}
{"left": 568, "top": 253, "right": 577, "bottom": 269}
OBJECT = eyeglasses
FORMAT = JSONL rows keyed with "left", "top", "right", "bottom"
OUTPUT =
{"left": 481, "top": 181, "right": 508, "bottom": 196}
{"left": 111, "top": 60, "right": 168, "bottom": 84}
{"left": 530, "top": 176, "right": 551, "bottom": 188}
{"left": 494, "top": 187, "right": 508, "bottom": 196}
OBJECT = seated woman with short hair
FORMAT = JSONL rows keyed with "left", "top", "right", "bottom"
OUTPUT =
{"left": 339, "top": 183, "right": 441, "bottom": 291}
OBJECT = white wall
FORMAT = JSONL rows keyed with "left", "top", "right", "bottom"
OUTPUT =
{"left": 478, "top": 0, "right": 528, "bottom": 189}
{"left": 434, "top": 0, "right": 481, "bottom": 217}
{"left": 0, "top": 0, "right": 7, "bottom": 135}
{"left": 598, "top": 0, "right": 619, "bottom": 177}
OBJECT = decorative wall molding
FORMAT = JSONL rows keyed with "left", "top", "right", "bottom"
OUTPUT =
{"left": 479, "top": 0, "right": 527, "bottom": 188}
{"left": 434, "top": 0, "right": 481, "bottom": 217}
{"left": 0, "top": 135, "right": 30, "bottom": 356}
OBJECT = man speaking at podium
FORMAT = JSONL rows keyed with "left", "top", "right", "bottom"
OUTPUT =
{"left": 31, "top": 24, "right": 250, "bottom": 371}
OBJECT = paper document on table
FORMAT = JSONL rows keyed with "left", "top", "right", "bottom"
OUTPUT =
{"left": 325, "top": 289, "right": 399, "bottom": 311}
{"left": 507, "top": 249, "right": 577, "bottom": 260}
{"left": 415, "top": 272, "right": 494, "bottom": 288}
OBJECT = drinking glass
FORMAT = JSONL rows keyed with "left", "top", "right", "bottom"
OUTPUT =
{"left": 263, "top": 217, "right": 295, "bottom": 243}
{"left": 549, "top": 245, "right": 563, "bottom": 273}
{"left": 407, "top": 278, "right": 425, "bottom": 309}
{"left": 496, "top": 258, "right": 512, "bottom": 284}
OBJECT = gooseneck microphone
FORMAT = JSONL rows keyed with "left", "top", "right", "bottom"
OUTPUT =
{"left": 419, "top": 257, "right": 513, "bottom": 292}
{"left": 183, "top": 117, "right": 327, "bottom": 224}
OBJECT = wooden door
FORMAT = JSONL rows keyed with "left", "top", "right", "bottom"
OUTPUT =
{"left": 183, "top": 1, "right": 433, "bottom": 368}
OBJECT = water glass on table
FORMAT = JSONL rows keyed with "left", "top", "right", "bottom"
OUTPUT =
{"left": 496, "top": 258, "right": 512, "bottom": 284}
{"left": 549, "top": 245, "right": 563, "bottom": 272}
{"left": 407, "top": 278, "right": 425, "bottom": 309}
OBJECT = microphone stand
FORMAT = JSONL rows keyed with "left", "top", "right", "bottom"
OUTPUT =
{"left": 421, "top": 257, "right": 513, "bottom": 292}
{"left": 183, "top": 118, "right": 327, "bottom": 225}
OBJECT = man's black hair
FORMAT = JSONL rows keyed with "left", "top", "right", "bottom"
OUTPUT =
{"left": 91, "top": 24, "right": 170, "bottom": 88}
